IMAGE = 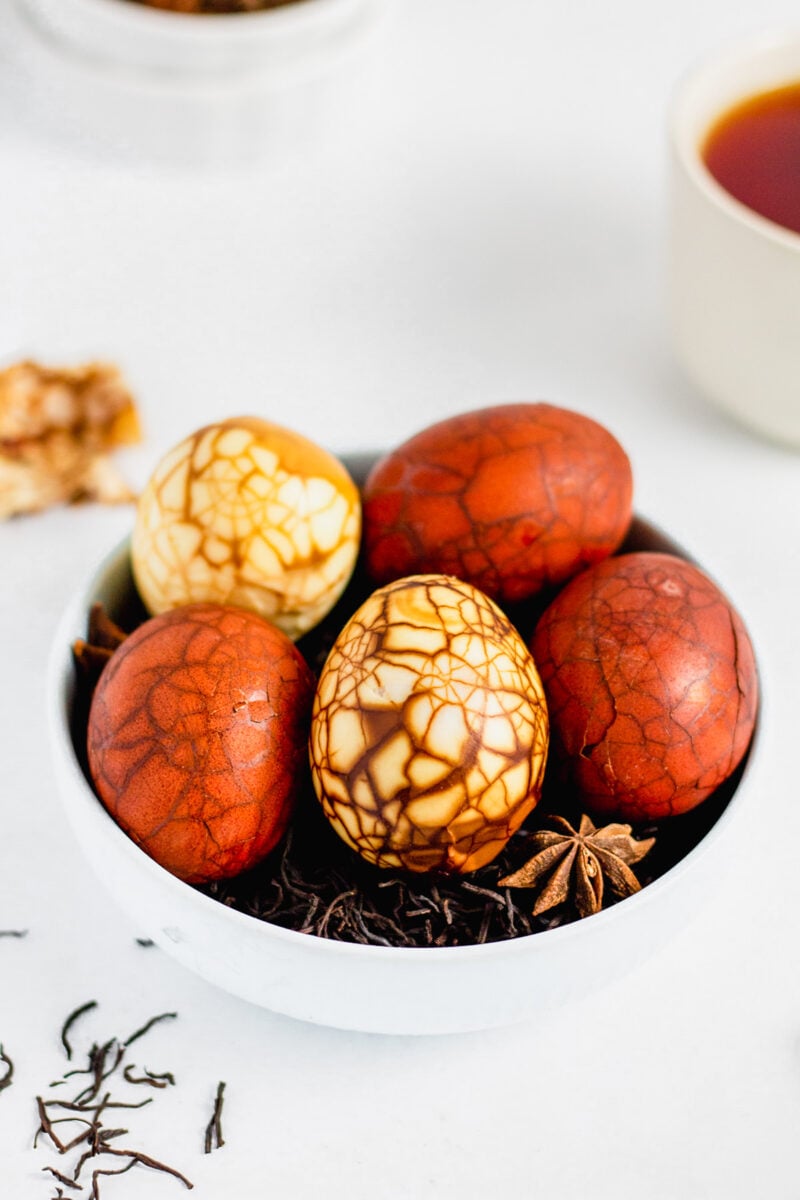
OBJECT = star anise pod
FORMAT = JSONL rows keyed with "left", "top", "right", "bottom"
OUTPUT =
{"left": 498, "top": 814, "right": 655, "bottom": 920}
{"left": 72, "top": 602, "right": 128, "bottom": 689}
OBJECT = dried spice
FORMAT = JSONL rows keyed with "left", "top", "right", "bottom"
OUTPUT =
{"left": 72, "top": 605, "right": 127, "bottom": 691}
{"left": 205, "top": 798, "right": 555, "bottom": 947}
{"left": 204, "top": 1082, "right": 226, "bottom": 1154}
{"left": 123, "top": 1012, "right": 177, "bottom": 1049}
{"left": 60, "top": 1000, "right": 98, "bottom": 1061}
{"left": 73, "top": 1145, "right": 193, "bottom": 1197}
{"left": 35, "top": 1002, "right": 192, "bottom": 1198}
{"left": 499, "top": 813, "right": 655, "bottom": 919}
{"left": 0, "top": 1044, "right": 14, "bottom": 1093}
{"left": 122, "top": 1066, "right": 175, "bottom": 1088}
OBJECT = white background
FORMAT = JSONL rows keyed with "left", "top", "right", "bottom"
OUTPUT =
{"left": 1, "top": 0, "right": 799, "bottom": 1196}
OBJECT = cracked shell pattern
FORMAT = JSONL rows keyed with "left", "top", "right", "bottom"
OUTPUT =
{"left": 362, "top": 403, "right": 633, "bottom": 604}
{"left": 87, "top": 602, "right": 315, "bottom": 883}
{"left": 131, "top": 417, "right": 361, "bottom": 640}
{"left": 530, "top": 552, "right": 759, "bottom": 821}
{"left": 309, "top": 574, "right": 549, "bottom": 874}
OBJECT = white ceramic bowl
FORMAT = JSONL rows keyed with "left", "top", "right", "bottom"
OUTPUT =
{"left": 47, "top": 501, "right": 757, "bottom": 1036}
{"left": 11, "top": 0, "right": 380, "bottom": 164}
{"left": 668, "top": 29, "right": 800, "bottom": 447}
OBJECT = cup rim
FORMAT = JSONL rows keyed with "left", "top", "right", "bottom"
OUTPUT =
{"left": 669, "top": 27, "right": 800, "bottom": 254}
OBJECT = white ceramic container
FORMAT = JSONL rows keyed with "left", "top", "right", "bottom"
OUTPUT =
{"left": 668, "top": 30, "right": 800, "bottom": 448}
{"left": 11, "top": 0, "right": 381, "bottom": 164}
{"left": 47, "top": 519, "right": 756, "bottom": 1036}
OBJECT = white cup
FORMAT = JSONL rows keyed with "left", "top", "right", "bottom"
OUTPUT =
{"left": 668, "top": 30, "right": 800, "bottom": 447}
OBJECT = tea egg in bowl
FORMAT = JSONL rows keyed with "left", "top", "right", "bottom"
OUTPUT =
{"left": 47, "top": 461, "right": 758, "bottom": 1035}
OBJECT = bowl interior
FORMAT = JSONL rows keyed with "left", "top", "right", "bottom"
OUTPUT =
{"left": 49, "top": 456, "right": 757, "bottom": 1033}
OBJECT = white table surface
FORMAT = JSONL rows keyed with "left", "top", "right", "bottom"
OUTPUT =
{"left": 1, "top": 1, "right": 799, "bottom": 1196}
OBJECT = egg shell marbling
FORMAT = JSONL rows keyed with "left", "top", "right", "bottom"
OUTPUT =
{"left": 132, "top": 417, "right": 362, "bottom": 640}
{"left": 530, "top": 552, "right": 759, "bottom": 822}
{"left": 362, "top": 403, "right": 633, "bottom": 605}
{"left": 87, "top": 602, "right": 315, "bottom": 883}
{"left": 309, "top": 573, "right": 550, "bottom": 874}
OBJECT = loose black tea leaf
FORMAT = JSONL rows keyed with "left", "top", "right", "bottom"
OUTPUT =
{"left": 36, "top": 1004, "right": 192, "bottom": 1197}
{"left": 72, "top": 1040, "right": 125, "bottom": 1106}
{"left": 0, "top": 928, "right": 28, "bottom": 938}
{"left": 204, "top": 1081, "right": 226, "bottom": 1154}
{"left": 61, "top": 1002, "right": 98, "bottom": 1062}
{"left": 88, "top": 1162, "right": 135, "bottom": 1199}
{"left": 134, "top": 938, "right": 154, "bottom": 948}
{"left": 203, "top": 802, "right": 547, "bottom": 948}
{"left": 199, "top": 756, "right": 739, "bottom": 947}
{"left": 122, "top": 1065, "right": 175, "bottom": 1088}
{"left": 74, "top": 1145, "right": 193, "bottom": 1192}
{"left": 41, "top": 1166, "right": 82, "bottom": 1190}
{"left": 0, "top": 1043, "right": 14, "bottom": 1093}
{"left": 34, "top": 1094, "right": 101, "bottom": 1154}
{"left": 123, "top": 1012, "right": 177, "bottom": 1048}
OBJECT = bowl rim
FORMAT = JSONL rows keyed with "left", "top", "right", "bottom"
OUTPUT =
{"left": 47, "top": 527, "right": 757, "bottom": 966}
{"left": 20, "top": 0, "right": 369, "bottom": 41}
{"left": 14, "top": 0, "right": 380, "bottom": 95}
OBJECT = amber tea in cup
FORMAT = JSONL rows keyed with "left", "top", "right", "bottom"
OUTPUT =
{"left": 702, "top": 81, "right": 800, "bottom": 235}
{"left": 668, "top": 32, "right": 800, "bottom": 447}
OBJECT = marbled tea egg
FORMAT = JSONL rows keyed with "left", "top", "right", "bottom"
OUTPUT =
{"left": 530, "top": 552, "right": 759, "bottom": 822}
{"left": 87, "top": 602, "right": 315, "bottom": 884}
{"left": 363, "top": 403, "right": 633, "bottom": 604}
{"left": 132, "top": 417, "right": 361, "bottom": 640}
{"left": 309, "top": 574, "right": 549, "bottom": 874}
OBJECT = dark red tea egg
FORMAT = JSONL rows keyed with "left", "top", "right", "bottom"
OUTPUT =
{"left": 362, "top": 403, "right": 633, "bottom": 604}
{"left": 87, "top": 602, "right": 314, "bottom": 883}
{"left": 530, "top": 552, "right": 758, "bottom": 822}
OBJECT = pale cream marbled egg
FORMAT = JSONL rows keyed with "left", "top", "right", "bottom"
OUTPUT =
{"left": 309, "top": 574, "right": 549, "bottom": 874}
{"left": 131, "top": 418, "right": 361, "bottom": 640}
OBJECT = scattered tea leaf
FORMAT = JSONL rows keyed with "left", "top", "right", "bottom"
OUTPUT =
{"left": 0, "top": 1044, "right": 14, "bottom": 1093}
{"left": 123, "top": 1012, "right": 177, "bottom": 1049}
{"left": 41, "top": 1165, "right": 82, "bottom": 1190}
{"left": 122, "top": 1065, "right": 175, "bottom": 1089}
{"left": 61, "top": 1002, "right": 98, "bottom": 1062}
{"left": 74, "top": 1145, "right": 193, "bottom": 1192}
{"left": 35, "top": 1004, "right": 193, "bottom": 1197}
{"left": 204, "top": 1081, "right": 226, "bottom": 1154}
